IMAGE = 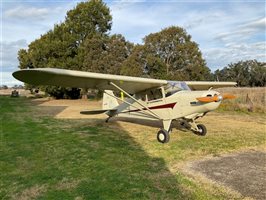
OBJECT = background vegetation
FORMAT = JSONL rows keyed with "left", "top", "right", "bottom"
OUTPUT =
{"left": 17, "top": 0, "right": 266, "bottom": 99}
{"left": 217, "top": 87, "right": 266, "bottom": 113}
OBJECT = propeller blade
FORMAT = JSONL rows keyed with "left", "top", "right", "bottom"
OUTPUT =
{"left": 196, "top": 96, "right": 216, "bottom": 103}
{"left": 222, "top": 94, "right": 236, "bottom": 100}
{"left": 196, "top": 94, "right": 236, "bottom": 103}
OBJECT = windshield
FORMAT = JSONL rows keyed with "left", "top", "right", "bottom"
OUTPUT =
{"left": 165, "top": 81, "right": 191, "bottom": 97}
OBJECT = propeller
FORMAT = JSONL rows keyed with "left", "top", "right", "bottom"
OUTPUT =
{"left": 196, "top": 94, "right": 236, "bottom": 103}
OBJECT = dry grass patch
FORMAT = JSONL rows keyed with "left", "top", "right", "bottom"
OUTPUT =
{"left": 218, "top": 87, "right": 266, "bottom": 113}
{"left": 12, "top": 185, "right": 47, "bottom": 200}
{"left": 56, "top": 178, "right": 81, "bottom": 190}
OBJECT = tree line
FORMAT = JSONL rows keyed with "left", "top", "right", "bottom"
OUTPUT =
{"left": 17, "top": 0, "right": 266, "bottom": 98}
{"left": 214, "top": 60, "right": 266, "bottom": 87}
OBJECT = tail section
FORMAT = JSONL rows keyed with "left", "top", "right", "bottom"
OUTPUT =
{"left": 102, "top": 90, "right": 119, "bottom": 110}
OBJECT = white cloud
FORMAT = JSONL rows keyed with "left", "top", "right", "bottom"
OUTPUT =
{"left": 1, "top": 40, "right": 28, "bottom": 72}
{"left": 204, "top": 41, "right": 266, "bottom": 70}
{"left": 216, "top": 17, "right": 266, "bottom": 42}
{"left": 1, "top": 72, "right": 23, "bottom": 87}
{"left": 0, "top": 40, "right": 26, "bottom": 86}
{"left": 4, "top": 6, "right": 49, "bottom": 20}
{"left": 240, "top": 17, "right": 266, "bottom": 30}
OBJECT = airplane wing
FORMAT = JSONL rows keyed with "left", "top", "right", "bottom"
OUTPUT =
{"left": 12, "top": 68, "right": 167, "bottom": 94}
{"left": 185, "top": 81, "right": 237, "bottom": 90}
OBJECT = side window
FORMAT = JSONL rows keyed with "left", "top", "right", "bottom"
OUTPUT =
{"left": 165, "top": 89, "right": 180, "bottom": 97}
{"left": 148, "top": 88, "right": 163, "bottom": 101}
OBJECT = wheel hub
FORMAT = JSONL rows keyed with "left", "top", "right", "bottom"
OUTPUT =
{"left": 159, "top": 133, "right": 165, "bottom": 141}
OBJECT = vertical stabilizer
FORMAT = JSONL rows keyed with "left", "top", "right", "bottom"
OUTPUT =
{"left": 102, "top": 90, "right": 119, "bottom": 110}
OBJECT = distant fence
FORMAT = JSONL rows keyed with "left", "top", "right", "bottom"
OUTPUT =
{"left": 217, "top": 87, "right": 266, "bottom": 113}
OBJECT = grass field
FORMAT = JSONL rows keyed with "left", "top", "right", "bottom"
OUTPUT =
{"left": 0, "top": 96, "right": 265, "bottom": 199}
{"left": 218, "top": 87, "right": 266, "bottom": 113}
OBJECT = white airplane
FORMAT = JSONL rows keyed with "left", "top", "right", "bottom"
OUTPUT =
{"left": 13, "top": 68, "right": 236, "bottom": 143}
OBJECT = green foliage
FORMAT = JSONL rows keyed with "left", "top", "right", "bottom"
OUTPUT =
{"left": 80, "top": 34, "right": 133, "bottom": 74}
{"left": 65, "top": 0, "right": 112, "bottom": 39}
{"left": 121, "top": 26, "right": 211, "bottom": 80}
{"left": 214, "top": 60, "right": 266, "bottom": 87}
{"left": 120, "top": 45, "right": 147, "bottom": 77}
{"left": 18, "top": 49, "right": 33, "bottom": 69}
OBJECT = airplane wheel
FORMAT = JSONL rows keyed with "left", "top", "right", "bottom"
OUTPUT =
{"left": 195, "top": 124, "right": 207, "bottom": 136}
{"left": 157, "top": 129, "right": 170, "bottom": 143}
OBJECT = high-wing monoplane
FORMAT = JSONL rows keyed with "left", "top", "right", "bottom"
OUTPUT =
{"left": 13, "top": 68, "right": 236, "bottom": 143}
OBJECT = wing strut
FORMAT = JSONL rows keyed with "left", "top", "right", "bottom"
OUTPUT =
{"left": 104, "top": 91, "right": 158, "bottom": 119}
{"left": 109, "top": 82, "right": 161, "bottom": 120}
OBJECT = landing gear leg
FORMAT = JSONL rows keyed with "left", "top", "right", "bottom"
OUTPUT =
{"left": 105, "top": 116, "right": 111, "bottom": 123}
{"left": 190, "top": 120, "right": 207, "bottom": 136}
{"left": 193, "top": 124, "right": 207, "bottom": 136}
{"left": 181, "top": 119, "right": 207, "bottom": 136}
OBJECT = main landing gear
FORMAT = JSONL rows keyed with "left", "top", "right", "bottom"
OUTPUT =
{"left": 157, "top": 119, "right": 207, "bottom": 143}
{"left": 157, "top": 120, "right": 172, "bottom": 143}
{"left": 180, "top": 119, "right": 207, "bottom": 136}
{"left": 194, "top": 124, "right": 207, "bottom": 136}
{"left": 157, "top": 129, "right": 170, "bottom": 143}
{"left": 156, "top": 121, "right": 207, "bottom": 143}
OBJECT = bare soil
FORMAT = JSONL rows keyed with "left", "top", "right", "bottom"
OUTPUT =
{"left": 32, "top": 98, "right": 105, "bottom": 119}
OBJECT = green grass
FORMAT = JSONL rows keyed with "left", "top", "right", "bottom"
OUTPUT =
{"left": 0, "top": 96, "right": 265, "bottom": 199}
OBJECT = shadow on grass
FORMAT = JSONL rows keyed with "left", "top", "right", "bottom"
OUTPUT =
{"left": 0, "top": 96, "right": 190, "bottom": 199}
{"left": 59, "top": 120, "right": 187, "bottom": 199}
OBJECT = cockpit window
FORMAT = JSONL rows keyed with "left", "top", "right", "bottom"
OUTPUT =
{"left": 165, "top": 81, "right": 191, "bottom": 97}
{"left": 147, "top": 88, "right": 163, "bottom": 101}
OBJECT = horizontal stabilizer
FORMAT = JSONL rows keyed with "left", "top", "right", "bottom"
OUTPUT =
{"left": 80, "top": 109, "right": 116, "bottom": 115}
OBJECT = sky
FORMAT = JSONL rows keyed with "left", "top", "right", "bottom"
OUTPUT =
{"left": 1, "top": 0, "right": 265, "bottom": 86}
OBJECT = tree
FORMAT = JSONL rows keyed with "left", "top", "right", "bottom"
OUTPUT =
{"left": 120, "top": 45, "right": 147, "bottom": 77}
{"left": 17, "top": 0, "right": 112, "bottom": 98}
{"left": 65, "top": 0, "right": 112, "bottom": 42}
{"left": 121, "top": 26, "right": 211, "bottom": 80}
{"left": 81, "top": 34, "right": 133, "bottom": 74}
{"left": 214, "top": 60, "right": 266, "bottom": 87}
{"left": 1, "top": 85, "right": 8, "bottom": 89}
{"left": 18, "top": 49, "right": 33, "bottom": 69}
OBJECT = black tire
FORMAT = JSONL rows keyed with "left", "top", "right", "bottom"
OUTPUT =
{"left": 157, "top": 129, "right": 170, "bottom": 143}
{"left": 196, "top": 124, "right": 207, "bottom": 136}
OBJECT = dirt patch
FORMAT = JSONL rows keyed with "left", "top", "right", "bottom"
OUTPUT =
{"left": 185, "top": 151, "right": 266, "bottom": 200}
{"left": 12, "top": 185, "right": 47, "bottom": 200}
{"left": 36, "top": 99, "right": 105, "bottom": 119}
{"left": 56, "top": 179, "right": 80, "bottom": 190}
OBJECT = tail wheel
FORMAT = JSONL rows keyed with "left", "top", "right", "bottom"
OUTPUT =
{"left": 195, "top": 124, "right": 207, "bottom": 136}
{"left": 157, "top": 129, "right": 170, "bottom": 143}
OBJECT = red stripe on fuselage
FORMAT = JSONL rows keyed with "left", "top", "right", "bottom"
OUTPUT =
{"left": 124, "top": 102, "right": 176, "bottom": 113}
{"left": 148, "top": 102, "right": 176, "bottom": 110}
